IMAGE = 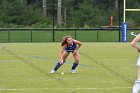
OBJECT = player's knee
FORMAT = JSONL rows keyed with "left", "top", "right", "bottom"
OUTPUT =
{"left": 130, "top": 42, "right": 135, "bottom": 47}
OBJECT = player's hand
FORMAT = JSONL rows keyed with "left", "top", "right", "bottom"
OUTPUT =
{"left": 60, "top": 61, "right": 64, "bottom": 65}
{"left": 60, "top": 59, "right": 64, "bottom": 65}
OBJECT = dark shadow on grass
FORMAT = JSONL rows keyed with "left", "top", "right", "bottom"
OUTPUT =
{"left": 81, "top": 51, "right": 133, "bottom": 84}
{"left": 4, "top": 48, "right": 67, "bottom": 86}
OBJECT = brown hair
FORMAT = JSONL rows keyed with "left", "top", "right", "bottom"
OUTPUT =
{"left": 61, "top": 35, "right": 72, "bottom": 46}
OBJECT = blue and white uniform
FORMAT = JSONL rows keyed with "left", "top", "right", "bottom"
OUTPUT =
{"left": 64, "top": 40, "right": 77, "bottom": 52}
{"left": 51, "top": 40, "right": 79, "bottom": 73}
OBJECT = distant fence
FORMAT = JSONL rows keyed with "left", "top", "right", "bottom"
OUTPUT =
{"left": 0, "top": 28, "right": 139, "bottom": 42}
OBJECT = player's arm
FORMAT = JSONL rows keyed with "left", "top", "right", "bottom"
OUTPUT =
{"left": 73, "top": 39, "right": 82, "bottom": 51}
{"left": 130, "top": 34, "right": 140, "bottom": 52}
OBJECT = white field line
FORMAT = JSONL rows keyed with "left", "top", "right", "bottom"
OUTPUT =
{"left": 0, "top": 87, "right": 132, "bottom": 91}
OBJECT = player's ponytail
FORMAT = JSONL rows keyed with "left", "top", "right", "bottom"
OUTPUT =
{"left": 61, "top": 35, "right": 72, "bottom": 46}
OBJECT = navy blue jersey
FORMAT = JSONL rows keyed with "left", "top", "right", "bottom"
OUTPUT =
{"left": 64, "top": 41, "right": 77, "bottom": 52}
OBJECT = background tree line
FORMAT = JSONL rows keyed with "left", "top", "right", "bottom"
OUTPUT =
{"left": 0, "top": 0, "right": 140, "bottom": 28}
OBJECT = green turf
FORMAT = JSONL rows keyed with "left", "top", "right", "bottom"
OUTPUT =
{"left": 76, "top": 31, "right": 98, "bottom": 42}
{"left": 0, "top": 42, "right": 138, "bottom": 93}
{"left": 127, "top": 30, "right": 139, "bottom": 42}
{"left": 0, "top": 31, "right": 9, "bottom": 42}
{"left": 32, "top": 31, "right": 53, "bottom": 42}
{"left": 98, "top": 31, "right": 119, "bottom": 42}
{"left": 9, "top": 31, "right": 31, "bottom": 42}
{"left": 54, "top": 31, "right": 75, "bottom": 42}
{"left": 0, "top": 30, "right": 139, "bottom": 42}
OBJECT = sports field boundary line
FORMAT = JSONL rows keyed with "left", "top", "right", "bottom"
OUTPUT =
{"left": 0, "top": 87, "right": 132, "bottom": 91}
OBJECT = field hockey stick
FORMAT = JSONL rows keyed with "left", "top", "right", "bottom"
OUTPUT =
{"left": 65, "top": 49, "right": 78, "bottom": 61}
{"left": 64, "top": 50, "right": 77, "bottom": 61}
{"left": 65, "top": 53, "right": 72, "bottom": 61}
{"left": 61, "top": 50, "right": 77, "bottom": 74}
{"left": 61, "top": 52, "right": 72, "bottom": 74}
{"left": 131, "top": 32, "right": 139, "bottom": 37}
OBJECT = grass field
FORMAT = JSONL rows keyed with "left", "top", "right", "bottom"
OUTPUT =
{"left": 0, "top": 42, "right": 139, "bottom": 93}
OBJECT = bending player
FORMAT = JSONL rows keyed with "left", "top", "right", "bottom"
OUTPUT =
{"left": 51, "top": 35, "right": 82, "bottom": 74}
{"left": 130, "top": 34, "right": 140, "bottom": 93}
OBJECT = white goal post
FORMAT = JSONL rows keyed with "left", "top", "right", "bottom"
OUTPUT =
{"left": 122, "top": 0, "right": 140, "bottom": 42}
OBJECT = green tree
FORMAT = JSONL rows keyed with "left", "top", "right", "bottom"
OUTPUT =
{"left": 0, "top": 0, "right": 51, "bottom": 27}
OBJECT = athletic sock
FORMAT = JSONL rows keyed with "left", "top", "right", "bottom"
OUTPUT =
{"left": 71, "top": 62, "right": 78, "bottom": 70}
{"left": 54, "top": 61, "right": 62, "bottom": 71}
{"left": 132, "top": 80, "right": 140, "bottom": 93}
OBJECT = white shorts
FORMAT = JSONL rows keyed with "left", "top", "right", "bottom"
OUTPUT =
{"left": 137, "top": 55, "right": 140, "bottom": 66}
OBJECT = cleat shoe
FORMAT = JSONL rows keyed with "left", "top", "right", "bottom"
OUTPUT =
{"left": 71, "top": 70, "right": 76, "bottom": 74}
{"left": 50, "top": 69, "right": 56, "bottom": 74}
